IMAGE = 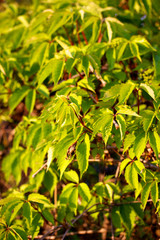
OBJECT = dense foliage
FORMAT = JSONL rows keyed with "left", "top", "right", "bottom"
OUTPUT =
{"left": 0, "top": 0, "right": 160, "bottom": 239}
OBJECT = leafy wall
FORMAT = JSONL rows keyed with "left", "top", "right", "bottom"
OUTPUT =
{"left": 0, "top": 0, "right": 160, "bottom": 239}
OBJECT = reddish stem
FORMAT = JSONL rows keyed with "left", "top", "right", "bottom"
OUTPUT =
{"left": 97, "top": 31, "right": 103, "bottom": 43}
{"left": 76, "top": 20, "right": 81, "bottom": 45}
{"left": 137, "top": 89, "right": 140, "bottom": 114}
{"left": 63, "top": 26, "right": 74, "bottom": 45}
{"left": 81, "top": 31, "right": 88, "bottom": 45}
{"left": 74, "top": 66, "right": 83, "bottom": 79}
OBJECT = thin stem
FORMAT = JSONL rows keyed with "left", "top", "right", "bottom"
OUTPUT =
{"left": 62, "top": 203, "right": 101, "bottom": 240}
{"left": 32, "top": 163, "right": 47, "bottom": 178}
{"left": 63, "top": 26, "right": 74, "bottom": 45}
{"left": 76, "top": 20, "right": 81, "bottom": 45}
{"left": 81, "top": 31, "right": 88, "bottom": 44}
{"left": 137, "top": 89, "right": 140, "bottom": 115}
{"left": 74, "top": 66, "right": 84, "bottom": 79}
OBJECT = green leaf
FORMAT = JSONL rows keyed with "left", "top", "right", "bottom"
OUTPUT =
{"left": 25, "top": 89, "right": 36, "bottom": 115}
{"left": 76, "top": 134, "right": 90, "bottom": 177}
{"left": 60, "top": 183, "right": 75, "bottom": 204}
{"left": 55, "top": 135, "right": 76, "bottom": 177}
{"left": 82, "top": 55, "right": 90, "bottom": 77}
{"left": 141, "top": 110, "right": 155, "bottom": 132}
{"left": 9, "top": 86, "right": 30, "bottom": 113}
{"left": 125, "top": 163, "right": 139, "bottom": 189}
{"left": 153, "top": 52, "right": 160, "bottom": 78}
{"left": 123, "top": 133, "right": 136, "bottom": 153}
{"left": 37, "top": 84, "right": 50, "bottom": 98}
{"left": 9, "top": 202, "right": 24, "bottom": 225}
{"left": 117, "top": 41, "right": 128, "bottom": 61}
{"left": 148, "top": 130, "right": 160, "bottom": 159}
{"left": 30, "top": 42, "right": 48, "bottom": 67}
{"left": 69, "top": 187, "right": 78, "bottom": 210}
{"left": 111, "top": 206, "right": 121, "bottom": 228}
{"left": 106, "top": 47, "right": 116, "bottom": 70}
{"left": 105, "top": 19, "right": 113, "bottom": 42}
{"left": 142, "top": 0, "right": 152, "bottom": 16}
{"left": 117, "top": 105, "right": 140, "bottom": 117}
{"left": 119, "top": 81, "right": 135, "bottom": 105}
{"left": 93, "top": 109, "right": 113, "bottom": 144}
{"left": 78, "top": 183, "right": 91, "bottom": 202}
{"left": 43, "top": 169, "right": 58, "bottom": 198}
{"left": 120, "top": 204, "right": 136, "bottom": 234}
{"left": 116, "top": 114, "right": 126, "bottom": 140}
{"left": 28, "top": 193, "right": 52, "bottom": 207}
{"left": 38, "top": 58, "right": 64, "bottom": 85}
{"left": 47, "top": 146, "right": 54, "bottom": 170}
{"left": 133, "top": 131, "right": 147, "bottom": 159}
{"left": 42, "top": 209, "right": 54, "bottom": 224}
{"left": 105, "top": 183, "right": 113, "bottom": 200}
{"left": 30, "top": 213, "right": 42, "bottom": 239}
{"left": 48, "top": 13, "right": 72, "bottom": 36}
{"left": 64, "top": 170, "right": 79, "bottom": 184}
{"left": 141, "top": 182, "right": 152, "bottom": 209}
{"left": 134, "top": 160, "right": 145, "bottom": 179}
{"left": 119, "top": 158, "right": 131, "bottom": 176}
{"left": 129, "top": 42, "right": 141, "bottom": 61}
{"left": 23, "top": 202, "right": 32, "bottom": 228}
{"left": 151, "top": 181, "right": 158, "bottom": 206}
{"left": 140, "top": 83, "right": 155, "bottom": 100}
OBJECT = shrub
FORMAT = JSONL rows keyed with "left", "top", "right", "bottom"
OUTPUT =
{"left": 0, "top": 0, "right": 160, "bottom": 239}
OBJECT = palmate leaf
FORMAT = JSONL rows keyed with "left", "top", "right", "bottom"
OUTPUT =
{"left": 82, "top": 55, "right": 90, "bottom": 77}
{"left": 141, "top": 110, "right": 155, "bottom": 132}
{"left": 9, "top": 86, "right": 30, "bottom": 113}
{"left": 151, "top": 181, "right": 158, "bottom": 206}
{"left": 125, "top": 162, "right": 139, "bottom": 189}
{"left": 134, "top": 160, "right": 145, "bottom": 179}
{"left": 133, "top": 130, "right": 147, "bottom": 160}
{"left": 118, "top": 81, "right": 135, "bottom": 105}
{"left": 140, "top": 83, "right": 155, "bottom": 100}
{"left": 69, "top": 187, "right": 78, "bottom": 210}
{"left": 78, "top": 183, "right": 91, "bottom": 202}
{"left": 141, "top": 182, "right": 152, "bottom": 209}
{"left": 142, "top": 0, "right": 152, "bottom": 15}
{"left": 119, "top": 158, "right": 131, "bottom": 175}
{"left": 111, "top": 206, "right": 122, "bottom": 229}
{"left": 120, "top": 204, "right": 136, "bottom": 235}
{"left": 38, "top": 58, "right": 64, "bottom": 85}
{"left": 76, "top": 134, "right": 90, "bottom": 177}
{"left": 47, "top": 146, "right": 54, "bottom": 170}
{"left": 116, "top": 114, "right": 126, "bottom": 140}
{"left": 28, "top": 193, "right": 52, "bottom": 207}
{"left": 23, "top": 202, "right": 32, "bottom": 228}
{"left": 148, "top": 130, "right": 160, "bottom": 159}
{"left": 105, "top": 19, "right": 112, "bottom": 42}
{"left": 48, "top": 12, "right": 72, "bottom": 36}
{"left": 123, "top": 133, "right": 136, "bottom": 153}
{"left": 30, "top": 42, "right": 48, "bottom": 67}
{"left": 129, "top": 42, "right": 141, "bottom": 61}
{"left": 42, "top": 209, "right": 54, "bottom": 224}
{"left": 60, "top": 183, "right": 75, "bottom": 204}
{"left": 43, "top": 169, "right": 58, "bottom": 198}
{"left": 93, "top": 109, "right": 113, "bottom": 144}
{"left": 64, "top": 170, "right": 79, "bottom": 184}
{"left": 25, "top": 89, "right": 36, "bottom": 115}
{"left": 153, "top": 51, "right": 160, "bottom": 78}
{"left": 117, "top": 105, "right": 140, "bottom": 117}
{"left": 55, "top": 135, "right": 76, "bottom": 178}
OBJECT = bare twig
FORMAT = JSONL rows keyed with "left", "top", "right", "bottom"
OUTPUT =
{"left": 62, "top": 203, "right": 101, "bottom": 240}
{"left": 30, "top": 228, "right": 107, "bottom": 239}
{"left": 32, "top": 163, "right": 47, "bottom": 178}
